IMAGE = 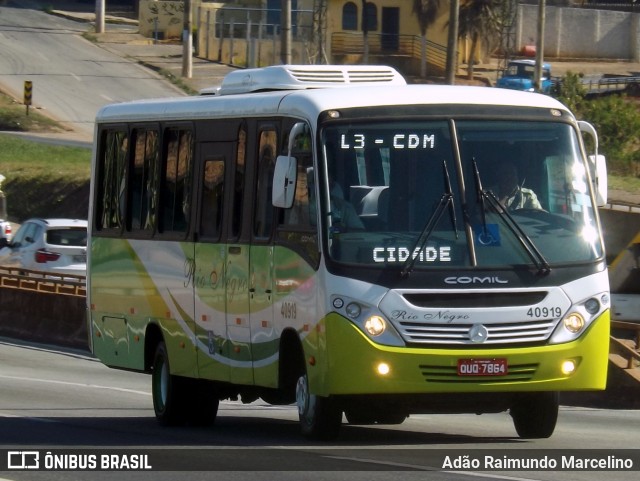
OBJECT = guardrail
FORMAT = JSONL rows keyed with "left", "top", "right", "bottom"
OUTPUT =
{"left": 583, "top": 76, "right": 640, "bottom": 96}
{"left": 610, "top": 320, "right": 640, "bottom": 384}
{"left": 602, "top": 201, "right": 640, "bottom": 214}
{"left": 0, "top": 266, "right": 85, "bottom": 297}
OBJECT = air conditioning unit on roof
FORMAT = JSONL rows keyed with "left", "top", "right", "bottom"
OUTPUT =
{"left": 214, "top": 64, "right": 406, "bottom": 96}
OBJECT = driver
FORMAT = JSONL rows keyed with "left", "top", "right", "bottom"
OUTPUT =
{"left": 494, "top": 162, "right": 542, "bottom": 210}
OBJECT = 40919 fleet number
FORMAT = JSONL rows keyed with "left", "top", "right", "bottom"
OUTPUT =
{"left": 526, "top": 306, "right": 562, "bottom": 318}
{"left": 281, "top": 302, "right": 297, "bottom": 319}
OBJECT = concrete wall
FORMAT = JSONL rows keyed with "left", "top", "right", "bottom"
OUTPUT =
{"left": 139, "top": 0, "right": 189, "bottom": 40}
{"left": 0, "top": 287, "right": 87, "bottom": 350}
{"left": 518, "top": 5, "right": 640, "bottom": 61}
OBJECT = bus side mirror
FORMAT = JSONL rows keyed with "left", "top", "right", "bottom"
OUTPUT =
{"left": 273, "top": 155, "right": 297, "bottom": 208}
{"left": 272, "top": 122, "right": 307, "bottom": 208}
{"left": 589, "top": 154, "right": 608, "bottom": 206}
{"left": 578, "top": 121, "right": 607, "bottom": 206}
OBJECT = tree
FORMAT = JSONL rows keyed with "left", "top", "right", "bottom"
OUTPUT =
{"left": 412, "top": 0, "right": 441, "bottom": 78}
{"left": 457, "top": 0, "right": 501, "bottom": 80}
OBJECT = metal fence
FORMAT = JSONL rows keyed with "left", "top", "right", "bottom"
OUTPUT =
{"left": 196, "top": 6, "right": 315, "bottom": 67}
{"left": 331, "top": 32, "right": 449, "bottom": 75}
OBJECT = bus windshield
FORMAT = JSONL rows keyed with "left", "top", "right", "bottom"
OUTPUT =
{"left": 321, "top": 120, "right": 602, "bottom": 269}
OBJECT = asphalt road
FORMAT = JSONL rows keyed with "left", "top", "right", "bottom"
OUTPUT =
{"left": 0, "top": 3, "right": 183, "bottom": 139}
{"left": 0, "top": 339, "right": 639, "bottom": 481}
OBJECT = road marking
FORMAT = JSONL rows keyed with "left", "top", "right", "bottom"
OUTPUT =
{"left": 0, "top": 374, "right": 150, "bottom": 396}
{"left": 0, "top": 412, "right": 58, "bottom": 423}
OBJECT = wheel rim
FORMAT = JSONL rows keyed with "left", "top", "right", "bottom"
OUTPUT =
{"left": 296, "top": 374, "right": 309, "bottom": 417}
{"left": 296, "top": 374, "right": 317, "bottom": 425}
{"left": 153, "top": 355, "right": 169, "bottom": 412}
{"left": 159, "top": 359, "right": 168, "bottom": 407}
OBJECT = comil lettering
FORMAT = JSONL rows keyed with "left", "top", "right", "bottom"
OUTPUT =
{"left": 444, "top": 276, "right": 509, "bottom": 285}
{"left": 373, "top": 246, "right": 451, "bottom": 263}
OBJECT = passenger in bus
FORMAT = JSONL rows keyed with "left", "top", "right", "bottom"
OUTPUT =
{"left": 493, "top": 162, "right": 542, "bottom": 210}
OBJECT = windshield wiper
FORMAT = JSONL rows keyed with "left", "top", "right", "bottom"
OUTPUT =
{"left": 401, "top": 160, "right": 458, "bottom": 278}
{"left": 471, "top": 158, "right": 551, "bottom": 276}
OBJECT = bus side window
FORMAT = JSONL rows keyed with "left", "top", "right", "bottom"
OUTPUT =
{"left": 160, "top": 129, "right": 193, "bottom": 234}
{"left": 277, "top": 123, "right": 319, "bottom": 265}
{"left": 254, "top": 128, "right": 277, "bottom": 239}
{"left": 281, "top": 124, "right": 314, "bottom": 228}
{"left": 97, "top": 129, "right": 128, "bottom": 231}
{"left": 130, "top": 128, "right": 159, "bottom": 232}
{"left": 231, "top": 125, "right": 247, "bottom": 239}
{"left": 282, "top": 159, "right": 314, "bottom": 227}
{"left": 200, "top": 158, "right": 225, "bottom": 239}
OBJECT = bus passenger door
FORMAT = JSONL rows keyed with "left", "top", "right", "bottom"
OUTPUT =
{"left": 224, "top": 124, "right": 254, "bottom": 386}
{"left": 249, "top": 127, "right": 278, "bottom": 388}
{"left": 194, "top": 142, "right": 232, "bottom": 383}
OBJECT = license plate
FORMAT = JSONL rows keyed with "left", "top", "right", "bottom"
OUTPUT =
{"left": 457, "top": 358, "right": 508, "bottom": 376}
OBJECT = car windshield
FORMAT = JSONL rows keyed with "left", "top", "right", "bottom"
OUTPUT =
{"left": 320, "top": 119, "right": 602, "bottom": 269}
{"left": 505, "top": 64, "right": 549, "bottom": 79}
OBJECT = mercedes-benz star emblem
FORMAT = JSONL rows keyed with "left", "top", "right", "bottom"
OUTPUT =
{"left": 468, "top": 324, "right": 489, "bottom": 343}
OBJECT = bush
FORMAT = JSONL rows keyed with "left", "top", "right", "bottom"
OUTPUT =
{"left": 554, "top": 74, "right": 640, "bottom": 176}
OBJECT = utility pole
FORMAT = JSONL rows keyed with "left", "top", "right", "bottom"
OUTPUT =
{"left": 281, "top": 0, "right": 292, "bottom": 64}
{"left": 95, "top": 0, "right": 105, "bottom": 34}
{"left": 361, "top": 0, "right": 369, "bottom": 64}
{"left": 445, "top": 0, "right": 459, "bottom": 85}
{"left": 534, "top": 0, "right": 546, "bottom": 91}
{"left": 182, "top": 0, "right": 192, "bottom": 78}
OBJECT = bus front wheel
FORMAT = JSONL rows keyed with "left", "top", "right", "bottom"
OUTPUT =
{"left": 296, "top": 374, "right": 342, "bottom": 440}
{"left": 510, "top": 392, "right": 559, "bottom": 439}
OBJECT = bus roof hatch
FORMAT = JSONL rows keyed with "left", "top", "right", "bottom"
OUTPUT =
{"left": 216, "top": 65, "right": 406, "bottom": 95}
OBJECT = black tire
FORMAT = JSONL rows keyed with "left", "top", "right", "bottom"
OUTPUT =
{"left": 187, "top": 379, "right": 219, "bottom": 427}
{"left": 510, "top": 392, "right": 559, "bottom": 439}
{"left": 152, "top": 341, "right": 187, "bottom": 426}
{"left": 296, "top": 373, "right": 342, "bottom": 440}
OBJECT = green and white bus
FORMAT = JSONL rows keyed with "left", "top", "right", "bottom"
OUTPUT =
{"left": 88, "top": 65, "right": 610, "bottom": 440}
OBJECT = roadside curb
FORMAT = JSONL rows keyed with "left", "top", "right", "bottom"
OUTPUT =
{"left": 49, "top": 9, "right": 138, "bottom": 27}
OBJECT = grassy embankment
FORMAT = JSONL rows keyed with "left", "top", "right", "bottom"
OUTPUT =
{"left": 0, "top": 91, "right": 91, "bottom": 222}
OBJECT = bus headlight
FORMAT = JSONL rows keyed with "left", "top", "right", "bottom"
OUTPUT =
{"left": 331, "top": 295, "right": 405, "bottom": 347}
{"left": 564, "top": 312, "right": 585, "bottom": 333}
{"left": 364, "top": 316, "right": 386, "bottom": 336}
{"left": 549, "top": 292, "right": 608, "bottom": 345}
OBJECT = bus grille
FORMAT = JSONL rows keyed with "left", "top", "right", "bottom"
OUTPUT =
{"left": 397, "top": 319, "right": 558, "bottom": 345}
{"left": 420, "top": 363, "right": 539, "bottom": 383}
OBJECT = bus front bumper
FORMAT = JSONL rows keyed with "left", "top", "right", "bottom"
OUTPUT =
{"left": 317, "top": 311, "right": 609, "bottom": 396}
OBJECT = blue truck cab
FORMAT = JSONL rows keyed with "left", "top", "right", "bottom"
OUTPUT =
{"left": 496, "top": 59, "right": 552, "bottom": 93}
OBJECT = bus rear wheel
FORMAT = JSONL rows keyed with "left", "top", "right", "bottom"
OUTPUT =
{"left": 296, "top": 374, "right": 342, "bottom": 440}
{"left": 152, "top": 341, "right": 187, "bottom": 426}
{"left": 510, "top": 392, "right": 559, "bottom": 439}
{"left": 152, "top": 342, "right": 220, "bottom": 426}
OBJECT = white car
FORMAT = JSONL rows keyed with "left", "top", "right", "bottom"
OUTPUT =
{"left": 0, "top": 220, "right": 11, "bottom": 244}
{"left": 0, "top": 218, "right": 87, "bottom": 278}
